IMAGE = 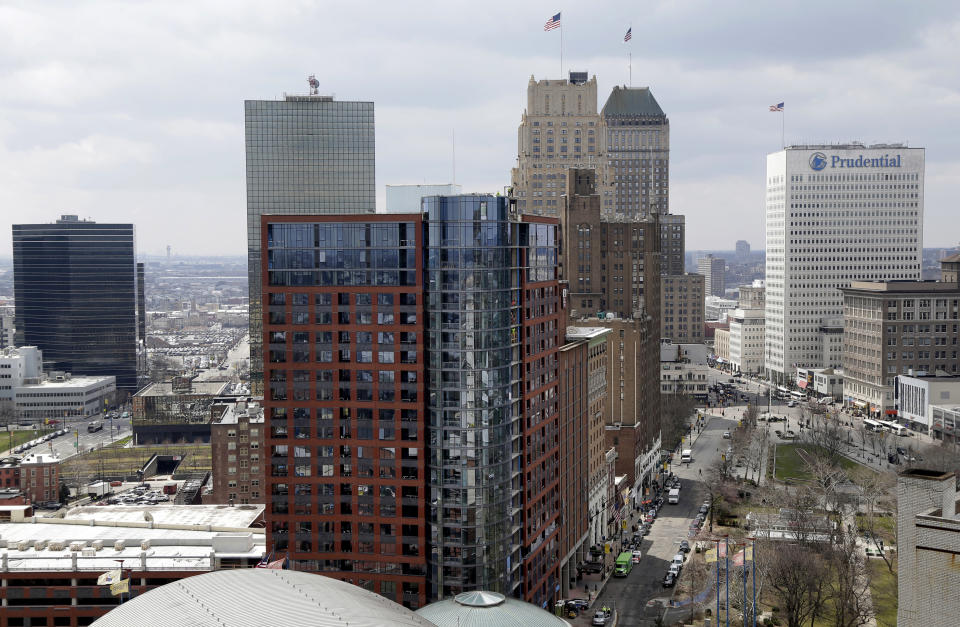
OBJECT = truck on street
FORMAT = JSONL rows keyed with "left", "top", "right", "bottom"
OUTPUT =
{"left": 614, "top": 551, "right": 633, "bottom": 577}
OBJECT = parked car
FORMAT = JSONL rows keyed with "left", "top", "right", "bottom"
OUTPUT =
{"left": 632, "top": 549, "right": 643, "bottom": 563}
{"left": 679, "top": 540, "right": 690, "bottom": 553}
{"left": 722, "top": 431, "right": 731, "bottom": 439}
{"left": 662, "top": 572, "right": 676, "bottom": 587}
{"left": 592, "top": 608, "right": 612, "bottom": 626}
{"left": 567, "top": 599, "right": 590, "bottom": 610}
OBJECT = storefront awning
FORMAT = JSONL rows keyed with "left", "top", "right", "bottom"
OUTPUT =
{"left": 886, "top": 410, "right": 898, "bottom": 416}
{"left": 854, "top": 400, "right": 868, "bottom": 408}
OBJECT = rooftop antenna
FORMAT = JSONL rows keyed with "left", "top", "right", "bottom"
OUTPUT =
{"left": 452, "top": 129, "right": 456, "bottom": 190}
{"left": 307, "top": 74, "right": 319, "bottom": 96}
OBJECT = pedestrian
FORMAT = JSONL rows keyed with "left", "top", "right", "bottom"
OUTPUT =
{"left": 699, "top": 468, "right": 702, "bottom": 476}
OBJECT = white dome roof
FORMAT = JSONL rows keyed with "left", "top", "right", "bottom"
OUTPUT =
{"left": 416, "top": 591, "right": 570, "bottom": 627}
{"left": 91, "top": 569, "right": 437, "bottom": 627}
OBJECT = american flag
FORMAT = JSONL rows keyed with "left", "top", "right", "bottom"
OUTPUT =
{"left": 624, "top": 28, "right": 632, "bottom": 42}
{"left": 769, "top": 102, "right": 784, "bottom": 112}
{"left": 544, "top": 12, "right": 561, "bottom": 31}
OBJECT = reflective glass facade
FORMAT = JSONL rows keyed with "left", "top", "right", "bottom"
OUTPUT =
{"left": 13, "top": 217, "right": 139, "bottom": 391}
{"left": 246, "top": 96, "right": 375, "bottom": 389}
{"left": 261, "top": 200, "right": 565, "bottom": 608}
{"left": 423, "top": 196, "right": 520, "bottom": 599}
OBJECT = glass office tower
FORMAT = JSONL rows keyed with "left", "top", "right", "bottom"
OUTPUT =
{"left": 246, "top": 94, "right": 375, "bottom": 390}
{"left": 13, "top": 215, "right": 139, "bottom": 391}
{"left": 423, "top": 195, "right": 520, "bottom": 598}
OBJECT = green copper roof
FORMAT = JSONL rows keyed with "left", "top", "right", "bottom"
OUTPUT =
{"left": 602, "top": 86, "right": 666, "bottom": 118}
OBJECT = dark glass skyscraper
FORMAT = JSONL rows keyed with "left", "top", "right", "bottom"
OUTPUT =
{"left": 246, "top": 93, "right": 376, "bottom": 390}
{"left": 13, "top": 215, "right": 139, "bottom": 391}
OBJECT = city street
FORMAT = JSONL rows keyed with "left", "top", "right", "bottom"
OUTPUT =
{"left": 586, "top": 410, "right": 739, "bottom": 626}
{"left": 1, "top": 416, "right": 131, "bottom": 460}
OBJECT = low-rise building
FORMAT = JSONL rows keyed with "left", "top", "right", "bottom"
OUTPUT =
{"left": 660, "top": 362, "right": 710, "bottom": 400}
{"left": 895, "top": 374, "right": 960, "bottom": 434}
{"left": 813, "top": 368, "right": 843, "bottom": 401}
{"left": 20, "top": 452, "right": 60, "bottom": 504}
{"left": 704, "top": 295, "right": 738, "bottom": 322}
{"left": 714, "top": 328, "right": 730, "bottom": 363}
{"left": 16, "top": 374, "right": 116, "bottom": 422}
{"left": 0, "top": 456, "right": 21, "bottom": 489}
{"left": 0, "top": 514, "right": 266, "bottom": 627}
{"left": 207, "top": 399, "right": 264, "bottom": 506}
{"left": 1, "top": 347, "right": 117, "bottom": 422}
{"left": 0, "top": 346, "right": 43, "bottom": 404}
{"left": 729, "top": 307, "right": 765, "bottom": 375}
{"left": 897, "top": 468, "right": 960, "bottom": 627}
{"left": 132, "top": 377, "right": 234, "bottom": 444}
{"left": 931, "top": 404, "right": 960, "bottom": 444}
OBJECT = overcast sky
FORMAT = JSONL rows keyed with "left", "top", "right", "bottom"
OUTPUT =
{"left": 2, "top": 0, "right": 959, "bottom": 258}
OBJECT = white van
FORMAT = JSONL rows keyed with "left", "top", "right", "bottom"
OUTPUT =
{"left": 681, "top": 449, "right": 692, "bottom": 464}
{"left": 668, "top": 488, "right": 680, "bottom": 504}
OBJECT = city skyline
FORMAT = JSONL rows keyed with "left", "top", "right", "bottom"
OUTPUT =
{"left": 1, "top": 2, "right": 960, "bottom": 257}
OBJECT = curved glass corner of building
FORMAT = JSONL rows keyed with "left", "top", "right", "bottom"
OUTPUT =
{"left": 423, "top": 195, "right": 521, "bottom": 599}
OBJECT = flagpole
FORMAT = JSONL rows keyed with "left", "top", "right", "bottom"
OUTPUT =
{"left": 752, "top": 540, "right": 757, "bottom": 627}
{"left": 629, "top": 52, "right": 632, "bottom": 87}
{"left": 560, "top": 18, "right": 563, "bottom": 77}
{"left": 715, "top": 541, "right": 720, "bottom": 621}
{"left": 781, "top": 108, "right": 785, "bottom": 149}
{"left": 742, "top": 545, "right": 747, "bottom": 625}
{"left": 725, "top": 537, "right": 730, "bottom": 627}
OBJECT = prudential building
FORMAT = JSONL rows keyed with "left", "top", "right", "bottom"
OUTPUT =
{"left": 763, "top": 143, "right": 924, "bottom": 384}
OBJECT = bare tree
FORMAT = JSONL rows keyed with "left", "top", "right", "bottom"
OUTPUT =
{"left": 804, "top": 410, "right": 846, "bottom": 465}
{"left": 849, "top": 467, "right": 897, "bottom": 577}
{"left": 703, "top": 457, "right": 736, "bottom": 533}
{"left": 661, "top": 393, "right": 697, "bottom": 452}
{"left": 0, "top": 401, "right": 16, "bottom": 453}
{"left": 761, "top": 541, "right": 827, "bottom": 627}
{"left": 826, "top": 527, "right": 875, "bottom": 627}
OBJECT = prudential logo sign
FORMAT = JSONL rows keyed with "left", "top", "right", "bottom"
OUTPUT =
{"left": 809, "top": 152, "right": 828, "bottom": 171}
{"left": 807, "top": 152, "right": 903, "bottom": 170}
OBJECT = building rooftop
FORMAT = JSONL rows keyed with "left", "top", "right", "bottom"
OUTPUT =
{"left": 91, "top": 569, "right": 436, "bottom": 627}
{"left": 20, "top": 453, "right": 59, "bottom": 466}
{"left": 136, "top": 380, "right": 230, "bottom": 397}
{"left": 842, "top": 280, "right": 958, "bottom": 294}
{"left": 602, "top": 85, "right": 665, "bottom": 118}
{"left": 785, "top": 142, "right": 909, "bottom": 150}
{"left": 17, "top": 375, "right": 114, "bottom": 390}
{"left": 62, "top": 504, "right": 264, "bottom": 530}
{"left": 0, "top": 519, "right": 265, "bottom": 572}
{"left": 565, "top": 326, "right": 611, "bottom": 341}
{"left": 214, "top": 399, "right": 264, "bottom": 425}
{"left": 898, "top": 373, "right": 960, "bottom": 383}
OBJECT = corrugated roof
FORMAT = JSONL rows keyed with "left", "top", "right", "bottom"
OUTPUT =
{"left": 602, "top": 86, "right": 666, "bottom": 118}
{"left": 91, "top": 569, "right": 437, "bottom": 627}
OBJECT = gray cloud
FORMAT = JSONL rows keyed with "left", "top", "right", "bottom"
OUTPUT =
{"left": 1, "top": 0, "right": 958, "bottom": 257}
